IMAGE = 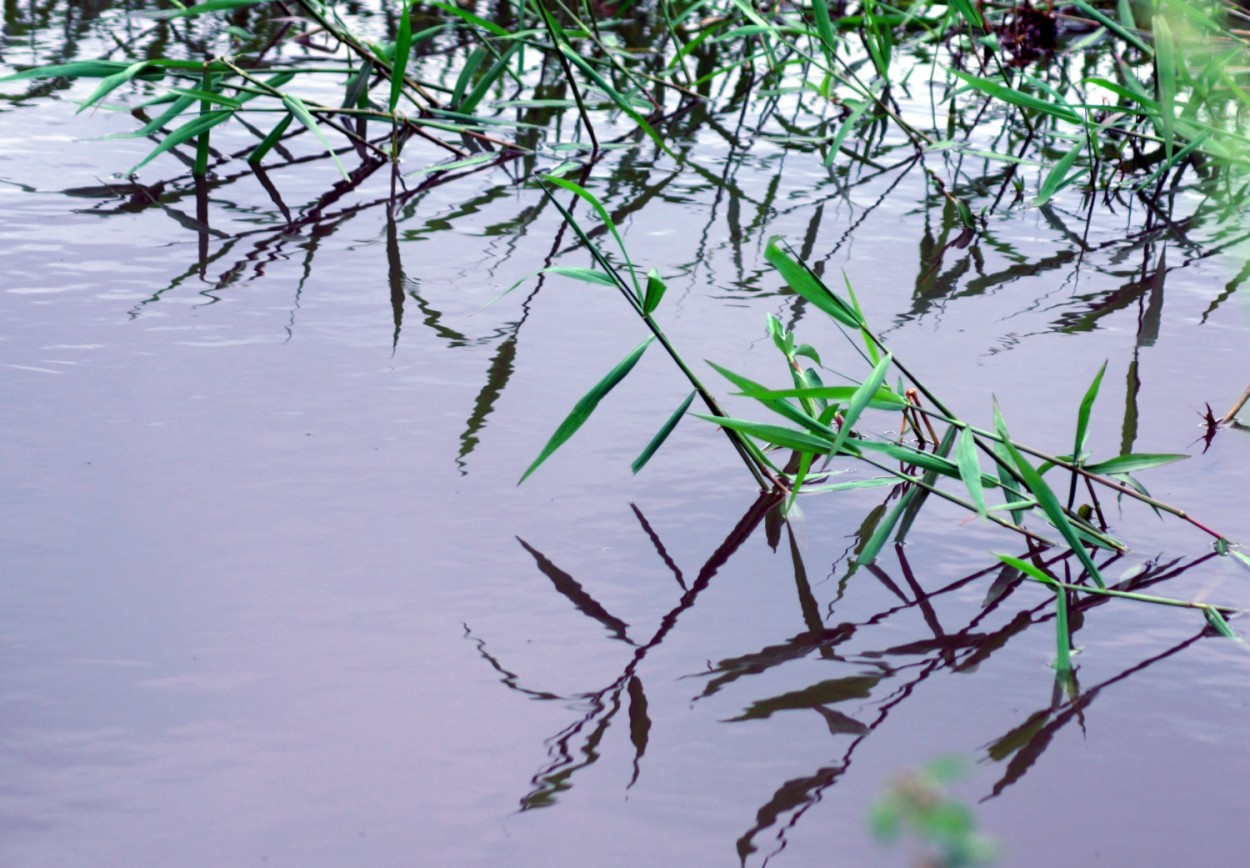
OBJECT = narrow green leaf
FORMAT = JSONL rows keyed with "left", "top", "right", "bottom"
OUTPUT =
{"left": 559, "top": 47, "right": 675, "bottom": 158}
{"left": 459, "top": 43, "right": 520, "bottom": 115}
{"left": 743, "top": 384, "right": 904, "bottom": 409}
{"left": 1083, "top": 453, "right": 1188, "bottom": 475}
{"left": 643, "top": 269, "right": 668, "bottom": 315}
{"left": 406, "top": 153, "right": 499, "bottom": 176}
{"left": 995, "top": 403, "right": 1106, "bottom": 588}
{"left": 998, "top": 554, "right": 1071, "bottom": 670}
{"left": 825, "top": 90, "right": 878, "bottom": 168}
{"left": 129, "top": 109, "right": 233, "bottom": 174}
{"left": 77, "top": 61, "right": 154, "bottom": 113}
{"left": 1035, "top": 140, "right": 1085, "bottom": 206}
{"left": 1073, "top": 361, "right": 1107, "bottom": 461}
{"left": 828, "top": 353, "right": 892, "bottom": 459}
{"left": 537, "top": 266, "right": 619, "bottom": 287}
{"left": 857, "top": 496, "right": 908, "bottom": 565}
{"left": 1, "top": 60, "right": 135, "bottom": 82}
{"left": 949, "top": 0, "right": 984, "bottom": 30}
{"left": 810, "top": 0, "right": 838, "bottom": 57}
{"left": 1205, "top": 608, "right": 1238, "bottom": 639}
{"left": 632, "top": 390, "right": 695, "bottom": 474}
{"left": 764, "top": 238, "right": 861, "bottom": 327}
{"left": 956, "top": 427, "right": 987, "bottom": 519}
{"left": 543, "top": 175, "right": 639, "bottom": 299}
{"left": 281, "top": 93, "right": 349, "bottom": 181}
{"left": 951, "top": 70, "right": 1082, "bottom": 124}
{"left": 520, "top": 336, "right": 655, "bottom": 484}
{"left": 155, "top": 0, "right": 268, "bottom": 17}
{"left": 248, "top": 111, "right": 294, "bottom": 164}
{"left": 1071, "top": 0, "right": 1152, "bottom": 54}
{"left": 450, "top": 45, "right": 489, "bottom": 111}
{"left": 693, "top": 415, "right": 835, "bottom": 454}
{"left": 427, "top": 0, "right": 510, "bottom": 36}
{"left": 390, "top": 0, "right": 414, "bottom": 113}
{"left": 1154, "top": 14, "right": 1177, "bottom": 162}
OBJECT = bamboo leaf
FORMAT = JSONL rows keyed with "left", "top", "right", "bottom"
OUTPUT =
{"left": 406, "top": 153, "right": 499, "bottom": 175}
{"left": 543, "top": 175, "right": 640, "bottom": 298}
{"left": 281, "top": 93, "right": 349, "bottom": 181}
{"left": 155, "top": 0, "right": 268, "bottom": 18}
{"left": 129, "top": 109, "right": 233, "bottom": 174}
{"left": 764, "top": 237, "right": 861, "bottom": 327}
{"left": 248, "top": 111, "right": 294, "bottom": 164}
{"left": 1035, "top": 140, "right": 1085, "bottom": 206}
{"left": 828, "top": 353, "right": 892, "bottom": 459}
{"left": 694, "top": 415, "right": 835, "bottom": 453}
{"left": 632, "top": 390, "right": 695, "bottom": 474}
{"left": 390, "top": 0, "right": 415, "bottom": 113}
{"left": 956, "top": 427, "right": 987, "bottom": 519}
{"left": 1073, "top": 361, "right": 1107, "bottom": 461}
{"left": 997, "top": 555, "right": 1071, "bottom": 670}
{"left": 951, "top": 70, "right": 1082, "bottom": 124}
{"left": 77, "top": 61, "right": 155, "bottom": 113}
{"left": 538, "top": 266, "right": 619, "bottom": 287}
{"left": 642, "top": 269, "right": 668, "bottom": 315}
{"left": 520, "top": 336, "right": 655, "bottom": 484}
{"left": 995, "top": 403, "right": 1106, "bottom": 588}
{"left": 1154, "top": 14, "right": 1177, "bottom": 162}
{"left": 1083, "top": 453, "right": 1188, "bottom": 474}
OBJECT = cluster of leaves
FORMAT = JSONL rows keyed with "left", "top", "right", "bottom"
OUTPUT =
{"left": 4, "top": 0, "right": 1249, "bottom": 215}
{"left": 514, "top": 173, "right": 1246, "bottom": 671}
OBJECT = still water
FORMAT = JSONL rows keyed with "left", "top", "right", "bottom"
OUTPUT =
{"left": 2, "top": 3, "right": 1249, "bottom": 865}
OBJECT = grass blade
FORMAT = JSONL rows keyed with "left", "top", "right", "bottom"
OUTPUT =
{"left": 519, "top": 336, "right": 654, "bottom": 483}
{"left": 765, "top": 237, "right": 861, "bottom": 328}
{"left": 1035, "top": 140, "right": 1085, "bottom": 206}
{"left": 390, "top": 0, "right": 415, "bottom": 113}
{"left": 1083, "top": 453, "right": 1188, "bottom": 474}
{"left": 956, "top": 427, "right": 987, "bottom": 520}
{"left": 995, "top": 403, "right": 1106, "bottom": 588}
{"left": 997, "top": 554, "right": 1072, "bottom": 671}
{"left": 632, "top": 390, "right": 695, "bottom": 474}
{"left": 543, "top": 175, "right": 640, "bottom": 299}
{"left": 129, "top": 109, "right": 233, "bottom": 174}
{"left": 281, "top": 93, "right": 350, "bottom": 181}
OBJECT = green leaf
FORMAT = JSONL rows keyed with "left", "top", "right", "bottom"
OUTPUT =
{"left": 538, "top": 266, "right": 620, "bottom": 287}
{"left": 642, "top": 269, "right": 668, "bottom": 315}
{"left": 825, "top": 89, "right": 878, "bottom": 168}
{"left": 951, "top": 70, "right": 1082, "bottom": 124}
{"left": 155, "top": 0, "right": 269, "bottom": 17}
{"left": 458, "top": 43, "right": 520, "bottom": 116}
{"left": 558, "top": 47, "right": 674, "bottom": 158}
{"left": 77, "top": 61, "right": 155, "bottom": 113}
{"left": 694, "top": 415, "right": 835, "bottom": 454}
{"left": 390, "top": 0, "right": 414, "bottom": 113}
{"left": 632, "top": 390, "right": 695, "bottom": 474}
{"left": 995, "top": 403, "right": 1106, "bottom": 588}
{"left": 519, "top": 336, "right": 655, "bottom": 484}
{"left": 739, "top": 384, "right": 906, "bottom": 410}
{"left": 828, "top": 353, "right": 892, "bottom": 459}
{"left": 543, "top": 175, "right": 639, "bottom": 299}
{"left": 1084, "top": 453, "right": 1188, "bottom": 475}
{"left": 950, "top": 0, "right": 984, "bottom": 30}
{"left": 248, "top": 111, "right": 294, "bottom": 164}
{"left": 1154, "top": 14, "right": 1177, "bottom": 162}
{"left": 956, "top": 427, "right": 987, "bottom": 519}
{"left": 765, "top": 238, "right": 861, "bottom": 327}
{"left": 406, "top": 153, "right": 499, "bottom": 176}
{"left": 281, "top": 93, "right": 349, "bottom": 181}
{"left": 1073, "top": 361, "right": 1107, "bottom": 461}
{"left": 129, "top": 109, "right": 233, "bottom": 174}
{"left": 997, "top": 555, "right": 1071, "bottom": 670}
{"left": 1035, "top": 140, "right": 1085, "bottom": 206}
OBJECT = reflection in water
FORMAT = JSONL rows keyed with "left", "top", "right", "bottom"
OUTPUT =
{"left": 475, "top": 486, "right": 1231, "bottom": 864}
